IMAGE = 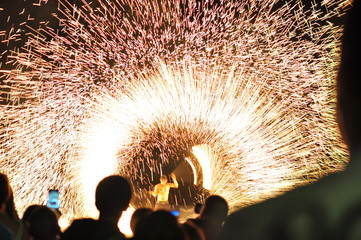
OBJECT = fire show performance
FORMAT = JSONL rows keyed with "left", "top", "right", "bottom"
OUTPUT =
{"left": 0, "top": 0, "right": 350, "bottom": 232}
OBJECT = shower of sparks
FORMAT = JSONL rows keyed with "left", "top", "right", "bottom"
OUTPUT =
{"left": 0, "top": 0, "right": 350, "bottom": 232}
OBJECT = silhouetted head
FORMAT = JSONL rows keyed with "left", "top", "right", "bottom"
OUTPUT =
{"left": 28, "top": 206, "right": 60, "bottom": 240}
{"left": 160, "top": 175, "right": 168, "bottom": 184}
{"left": 130, "top": 208, "right": 153, "bottom": 233}
{"left": 200, "top": 195, "right": 229, "bottom": 224}
{"left": 0, "top": 173, "right": 11, "bottom": 213}
{"left": 0, "top": 173, "right": 19, "bottom": 220}
{"left": 23, "top": 204, "right": 42, "bottom": 223}
{"left": 95, "top": 175, "right": 132, "bottom": 216}
{"left": 337, "top": 0, "right": 361, "bottom": 151}
{"left": 134, "top": 210, "right": 184, "bottom": 240}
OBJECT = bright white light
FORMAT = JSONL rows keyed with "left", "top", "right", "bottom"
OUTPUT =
{"left": 185, "top": 157, "right": 198, "bottom": 185}
{"left": 192, "top": 145, "right": 213, "bottom": 190}
{"left": 118, "top": 206, "right": 134, "bottom": 237}
{"left": 79, "top": 120, "right": 120, "bottom": 218}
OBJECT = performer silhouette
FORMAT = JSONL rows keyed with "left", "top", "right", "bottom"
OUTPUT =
{"left": 150, "top": 173, "right": 178, "bottom": 210}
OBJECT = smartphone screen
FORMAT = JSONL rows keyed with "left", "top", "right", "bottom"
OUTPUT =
{"left": 170, "top": 210, "right": 180, "bottom": 217}
{"left": 47, "top": 189, "right": 60, "bottom": 209}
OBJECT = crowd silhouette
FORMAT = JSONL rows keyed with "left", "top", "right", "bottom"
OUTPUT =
{"left": 1, "top": 172, "right": 228, "bottom": 240}
{"left": 1, "top": 0, "right": 361, "bottom": 239}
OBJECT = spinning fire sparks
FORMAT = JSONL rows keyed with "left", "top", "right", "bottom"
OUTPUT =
{"left": 0, "top": 0, "right": 350, "bottom": 233}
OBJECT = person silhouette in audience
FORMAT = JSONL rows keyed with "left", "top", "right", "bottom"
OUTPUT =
{"left": 187, "top": 195, "right": 228, "bottom": 240}
{"left": 62, "top": 175, "right": 131, "bottom": 240}
{"left": 22, "top": 205, "right": 42, "bottom": 224}
{"left": 95, "top": 175, "right": 132, "bottom": 239}
{"left": 181, "top": 221, "right": 206, "bottom": 240}
{"left": 27, "top": 206, "right": 61, "bottom": 240}
{"left": 0, "top": 173, "right": 12, "bottom": 240}
{"left": 133, "top": 210, "right": 184, "bottom": 240}
{"left": 0, "top": 173, "right": 24, "bottom": 240}
{"left": 130, "top": 208, "right": 153, "bottom": 236}
{"left": 22, "top": 204, "right": 42, "bottom": 240}
{"left": 219, "top": 0, "right": 361, "bottom": 239}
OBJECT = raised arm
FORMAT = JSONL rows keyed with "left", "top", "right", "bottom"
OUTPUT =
{"left": 168, "top": 173, "right": 179, "bottom": 188}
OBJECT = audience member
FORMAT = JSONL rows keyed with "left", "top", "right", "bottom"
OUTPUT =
{"left": 0, "top": 173, "right": 12, "bottom": 240}
{"left": 219, "top": 1, "right": 361, "bottom": 239}
{"left": 182, "top": 221, "right": 206, "bottom": 240}
{"left": 22, "top": 205, "right": 42, "bottom": 224}
{"left": 62, "top": 175, "right": 131, "bottom": 240}
{"left": 133, "top": 210, "right": 184, "bottom": 240}
{"left": 0, "top": 173, "right": 24, "bottom": 240}
{"left": 27, "top": 206, "right": 61, "bottom": 240}
{"left": 22, "top": 204, "right": 42, "bottom": 240}
{"left": 187, "top": 195, "right": 228, "bottom": 240}
{"left": 95, "top": 175, "right": 131, "bottom": 239}
{"left": 130, "top": 208, "right": 153, "bottom": 235}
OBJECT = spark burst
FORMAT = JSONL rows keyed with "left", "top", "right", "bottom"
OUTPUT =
{"left": 0, "top": 0, "right": 350, "bottom": 232}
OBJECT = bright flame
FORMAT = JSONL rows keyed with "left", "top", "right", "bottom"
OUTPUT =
{"left": 0, "top": 0, "right": 349, "bottom": 225}
{"left": 185, "top": 157, "right": 198, "bottom": 185}
{"left": 192, "top": 145, "right": 213, "bottom": 190}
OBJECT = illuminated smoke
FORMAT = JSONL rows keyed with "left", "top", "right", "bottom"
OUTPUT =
{"left": 0, "top": 0, "right": 349, "bottom": 232}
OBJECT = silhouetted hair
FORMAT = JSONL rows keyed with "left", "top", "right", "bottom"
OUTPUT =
{"left": 337, "top": 0, "right": 361, "bottom": 150}
{"left": 134, "top": 210, "right": 184, "bottom": 240}
{"left": 0, "top": 173, "right": 10, "bottom": 206}
{"left": 160, "top": 175, "right": 167, "bottom": 181}
{"left": 95, "top": 175, "right": 132, "bottom": 215}
{"left": 200, "top": 195, "right": 228, "bottom": 222}
{"left": 28, "top": 206, "right": 60, "bottom": 240}
{"left": 23, "top": 205, "right": 42, "bottom": 223}
{"left": 130, "top": 208, "right": 153, "bottom": 233}
{"left": 0, "top": 173, "right": 18, "bottom": 220}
